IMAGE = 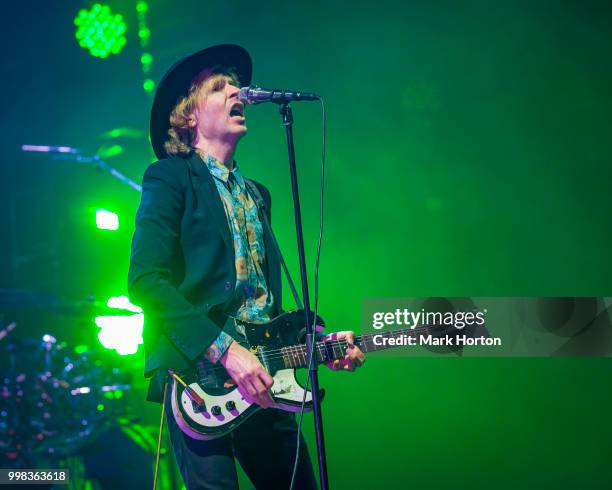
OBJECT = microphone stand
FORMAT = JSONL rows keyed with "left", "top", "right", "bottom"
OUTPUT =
{"left": 279, "top": 103, "right": 329, "bottom": 490}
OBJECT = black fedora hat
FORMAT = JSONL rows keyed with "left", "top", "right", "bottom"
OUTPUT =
{"left": 149, "top": 44, "right": 252, "bottom": 160}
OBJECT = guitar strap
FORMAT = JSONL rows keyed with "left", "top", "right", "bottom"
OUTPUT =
{"left": 245, "top": 179, "right": 304, "bottom": 310}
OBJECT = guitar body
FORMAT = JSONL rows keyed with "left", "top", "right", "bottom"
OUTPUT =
{"left": 169, "top": 309, "right": 454, "bottom": 440}
{"left": 170, "top": 310, "right": 323, "bottom": 440}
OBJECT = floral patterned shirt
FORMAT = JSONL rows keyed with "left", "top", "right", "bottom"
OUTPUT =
{"left": 199, "top": 152, "right": 274, "bottom": 363}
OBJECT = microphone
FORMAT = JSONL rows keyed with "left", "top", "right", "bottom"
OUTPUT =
{"left": 238, "top": 86, "right": 320, "bottom": 104}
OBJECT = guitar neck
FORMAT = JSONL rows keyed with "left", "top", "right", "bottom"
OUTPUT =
{"left": 278, "top": 323, "right": 443, "bottom": 369}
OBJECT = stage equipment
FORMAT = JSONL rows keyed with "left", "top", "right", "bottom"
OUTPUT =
{"left": 21, "top": 145, "right": 142, "bottom": 193}
{"left": 0, "top": 331, "right": 132, "bottom": 467}
{"left": 135, "top": 2, "right": 155, "bottom": 93}
{"left": 74, "top": 4, "right": 127, "bottom": 59}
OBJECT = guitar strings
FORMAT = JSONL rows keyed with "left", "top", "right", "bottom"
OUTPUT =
{"left": 239, "top": 322, "right": 444, "bottom": 359}
{"left": 197, "top": 323, "right": 447, "bottom": 373}
{"left": 182, "top": 324, "right": 447, "bottom": 376}
{"left": 229, "top": 321, "right": 442, "bottom": 360}
{"left": 190, "top": 340, "right": 352, "bottom": 376}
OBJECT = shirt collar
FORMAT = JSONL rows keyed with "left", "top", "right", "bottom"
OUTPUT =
{"left": 198, "top": 151, "right": 239, "bottom": 183}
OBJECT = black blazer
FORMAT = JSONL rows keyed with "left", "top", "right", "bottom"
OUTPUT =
{"left": 128, "top": 152, "right": 282, "bottom": 402}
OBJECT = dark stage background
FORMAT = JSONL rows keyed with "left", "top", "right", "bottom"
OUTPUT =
{"left": 1, "top": 1, "right": 612, "bottom": 488}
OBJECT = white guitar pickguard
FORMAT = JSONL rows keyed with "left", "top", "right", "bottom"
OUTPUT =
{"left": 171, "top": 369, "right": 312, "bottom": 440}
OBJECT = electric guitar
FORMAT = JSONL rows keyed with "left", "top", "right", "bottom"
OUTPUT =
{"left": 169, "top": 309, "right": 451, "bottom": 440}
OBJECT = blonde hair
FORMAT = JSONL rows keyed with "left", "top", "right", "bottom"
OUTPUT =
{"left": 164, "top": 69, "right": 240, "bottom": 157}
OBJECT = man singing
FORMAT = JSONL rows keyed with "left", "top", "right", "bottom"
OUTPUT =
{"left": 128, "top": 44, "right": 365, "bottom": 489}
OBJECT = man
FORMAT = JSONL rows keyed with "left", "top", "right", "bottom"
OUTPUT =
{"left": 128, "top": 44, "right": 365, "bottom": 490}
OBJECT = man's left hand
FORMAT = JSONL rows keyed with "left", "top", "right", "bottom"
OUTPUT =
{"left": 324, "top": 331, "right": 365, "bottom": 371}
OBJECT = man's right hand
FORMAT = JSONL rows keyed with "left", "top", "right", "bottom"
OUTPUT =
{"left": 220, "top": 341, "right": 275, "bottom": 408}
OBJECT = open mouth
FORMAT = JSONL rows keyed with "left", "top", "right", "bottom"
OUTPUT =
{"left": 229, "top": 102, "right": 244, "bottom": 118}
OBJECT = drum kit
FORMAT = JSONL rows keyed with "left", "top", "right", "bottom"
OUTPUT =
{"left": 1, "top": 135, "right": 143, "bottom": 469}
{"left": 0, "top": 311, "right": 133, "bottom": 468}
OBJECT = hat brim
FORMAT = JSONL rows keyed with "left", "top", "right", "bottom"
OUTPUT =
{"left": 149, "top": 44, "right": 252, "bottom": 160}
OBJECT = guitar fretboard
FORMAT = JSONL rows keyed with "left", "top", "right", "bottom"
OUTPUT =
{"left": 276, "top": 322, "right": 448, "bottom": 369}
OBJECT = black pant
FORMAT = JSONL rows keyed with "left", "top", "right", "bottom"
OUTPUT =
{"left": 165, "top": 396, "right": 317, "bottom": 490}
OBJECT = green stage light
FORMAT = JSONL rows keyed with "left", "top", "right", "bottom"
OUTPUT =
{"left": 74, "top": 4, "right": 127, "bottom": 59}
{"left": 104, "top": 389, "right": 124, "bottom": 399}
{"left": 107, "top": 295, "right": 142, "bottom": 313}
{"left": 143, "top": 78, "right": 155, "bottom": 93}
{"left": 138, "top": 27, "right": 151, "bottom": 41}
{"left": 99, "top": 127, "right": 145, "bottom": 139}
{"left": 96, "top": 209, "right": 119, "bottom": 230}
{"left": 140, "top": 52, "right": 153, "bottom": 65}
{"left": 140, "top": 52, "right": 153, "bottom": 74}
{"left": 74, "top": 344, "right": 89, "bottom": 354}
{"left": 136, "top": 1, "right": 149, "bottom": 14}
{"left": 136, "top": 1, "right": 153, "bottom": 94}
{"left": 95, "top": 313, "right": 143, "bottom": 355}
{"left": 94, "top": 296, "right": 144, "bottom": 355}
{"left": 97, "top": 144, "right": 124, "bottom": 159}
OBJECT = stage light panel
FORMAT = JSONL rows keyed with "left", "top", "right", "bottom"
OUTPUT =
{"left": 74, "top": 4, "right": 127, "bottom": 59}
{"left": 96, "top": 209, "right": 119, "bottom": 230}
{"left": 95, "top": 313, "right": 144, "bottom": 355}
